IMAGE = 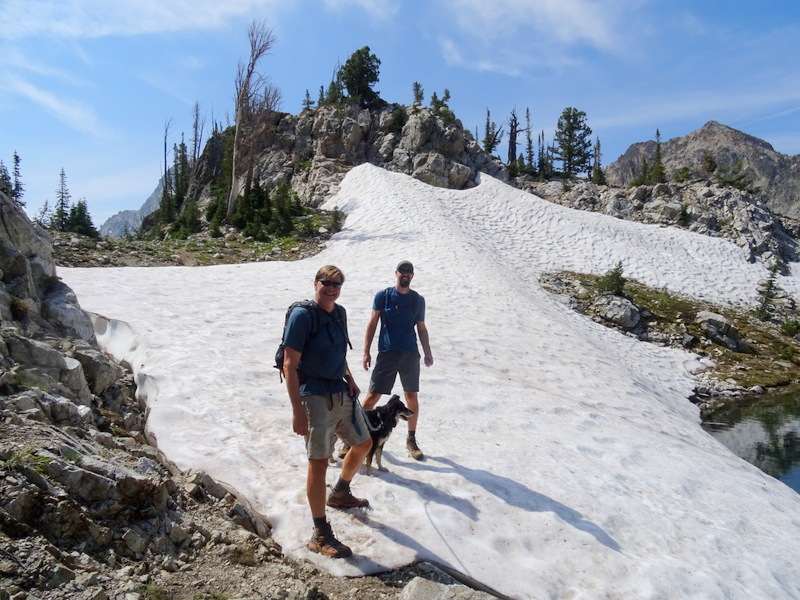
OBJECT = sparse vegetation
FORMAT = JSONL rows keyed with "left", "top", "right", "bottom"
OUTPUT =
{"left": 781, "top": 319, "right": 800, "bottom": 337}
{"left": 137, "top": 584, "right": 168, "bottom": 600}
{"left": 2, "top": 448, "right": 53, "bottom": 473}
{"left": 595, "top": 261, "right": 626, "bottom": 296}
{"left": 673, "top": 166, "right": 692, "bottom": 183}
{"left": 559, "top": 270, "right": 800, "bottom": 394}
{"left": 756, "top": 265, "right": 780, "bottom": 322}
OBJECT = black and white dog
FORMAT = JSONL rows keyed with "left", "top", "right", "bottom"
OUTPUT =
{"left": 364, "top": 395, "right": 413, "bottom": 475}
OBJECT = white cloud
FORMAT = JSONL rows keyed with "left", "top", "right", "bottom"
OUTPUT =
{"left": 432, "top": 0, "right": 648, "bottom": 77}
{"left": 439, "top": 38, "right": 522, "bottom": 76}
{"left": 321, "top": 0, "right": 401, "bottom": 20}
{"left": 1, "top": 0, "right": 287, "bottom": 39}
{"left": 444, "top": 0, "right": 643, "bottom": 53}
{"left": 8, "top": 77, "right": 105, "bottom": 136}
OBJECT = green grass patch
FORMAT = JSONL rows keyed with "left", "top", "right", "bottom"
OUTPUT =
{"left": 571, "top": 271, "right": 800, "bottom": 391}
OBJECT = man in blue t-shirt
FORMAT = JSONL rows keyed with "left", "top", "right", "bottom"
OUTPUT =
{"left": 361, "top": 260, "right": 434, "bottom": 460}
{"left": 283, "top": 265, "right": 372, "bottom": 559}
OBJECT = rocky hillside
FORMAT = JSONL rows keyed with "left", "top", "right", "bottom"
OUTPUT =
{"left": 102, "top": 102, "right": 506, "bottom": 236}
{"left": 605, "top": 120, "right": 800, "bottom": 220}
{"left": 0, "top": 191, "right": 499, "bottom": 600}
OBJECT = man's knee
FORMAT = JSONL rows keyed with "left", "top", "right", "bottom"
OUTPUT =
{"left": 362, "top": 392, "right": 381, "bottom": 409}
{"left": 350, "top": 436, "right": 373, "bottom": 456}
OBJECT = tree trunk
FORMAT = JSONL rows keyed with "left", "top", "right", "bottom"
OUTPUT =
{"left": 226, "top": 20, "right": 276, "bottom": 222}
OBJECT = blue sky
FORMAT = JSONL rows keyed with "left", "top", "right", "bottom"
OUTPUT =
{"left": 2, "top": 0, "right": 799, "bottom": 226}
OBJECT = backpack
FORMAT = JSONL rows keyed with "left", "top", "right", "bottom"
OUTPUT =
{"left": 379, "top": 287, "right": 420, "bottom": 324}
{"left": 274, "top": 301, "right": 352, "bottom": 382}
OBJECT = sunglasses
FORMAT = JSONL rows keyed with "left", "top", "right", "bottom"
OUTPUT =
{"left": 317, "top": 280, "right": 343, "bottom": 288}
{"left": 398, "top": 270, "right": 414, "bottom": 275}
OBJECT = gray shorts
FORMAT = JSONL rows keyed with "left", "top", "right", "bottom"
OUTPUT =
{"left": 368, "top": 350, "right": 421, "bottom": 394}
{"left": 302, "top": 392, "right": 371, "bottom": 460}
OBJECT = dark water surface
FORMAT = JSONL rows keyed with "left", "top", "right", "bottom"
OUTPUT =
{"left": 702, "top": 391, "right": 800, "bottom": 494}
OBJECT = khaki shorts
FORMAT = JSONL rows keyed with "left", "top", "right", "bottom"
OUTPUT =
{"left": 302, "top": 392, "right": 371, "bottom": 460}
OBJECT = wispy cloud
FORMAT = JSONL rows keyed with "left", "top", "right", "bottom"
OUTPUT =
{"left": 433, "top": 0, "right": 648, "bottom": 77}
{"left": 1, "top": 0, "right": 286, "bottom": 39}
{"left": 321, "top": 0, "right": 401, "bottom": 21}
{"left": 8, "top": 77, "right": 105, "bottom": 136}
{"left": 439, "top": 39, "right": 522, "bottom": 77}
{"left": 448, "top": 0, "right": 644, "bottom": 53}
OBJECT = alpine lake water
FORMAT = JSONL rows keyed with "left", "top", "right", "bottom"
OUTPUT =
{"left": 702, "top": 390, "right": 800, "bottom": 494}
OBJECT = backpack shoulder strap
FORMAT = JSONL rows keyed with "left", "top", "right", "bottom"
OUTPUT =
{"left": 379, "top": 287, "right": 392, "bottom": 323}
{"left": 333, "top": 303, "right": 353, "bottom": 349}
{"left": 382, "top": 287, "right": 393, "bottom": 311}
{"left": 411, "top": 290, "right": 420, "bottom": 320}
{"left": 303, "top": 301, "right": 321, "bottom": 336}
{"left": 283, "top": 300, "right": 320, "bottom": 343}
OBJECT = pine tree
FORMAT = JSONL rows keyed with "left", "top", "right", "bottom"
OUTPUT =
{"left": 33, "top": 199, "right": 51, "bottom": 228}
{"left": 756, "top": 265, "right": 780, "bottom": 321}
{"left": 0, "top": 162, "right": 11, "bottom": 199}
{"left": 324, "top": 76, "right": 344, "bottom": 105}
{"left": 482, "top": 109, "right": 503, "bottom": 155}
{"left": 525, "top": 108, "right": 535, "bottom": 176}
{"left": 631, "top": 157, "right": 650, "bottom": 186}
{"left": 536, "top": 131, "right": 556, "bottom": 181}
{"left": 429, "top": 89, "right": 454, "bottom": 123}
{"left": 173, "top": 136, "right": 190, "bottom": 213}
{"left": 412, "top": 82, "right": 424, "bottom": 105}
{"left": 338, "top": 46, "right": 382, "bottom": 108}
{"left": 536, "top": 131, "right": 549, "bottom": 180}
{"left": 302, "top": 89, "right": 314, "bottom": 110}
{"left": 67, "top": 199, "right": 99, "bottom": 238}
{"left": 552, "top": 107, "right": 593, "bottom": 177}
{"left": 52, "top": 168, "right": 71, "bottom": 232}
{"left": 591, "top": 138, "right": 606, "bottom": 185}
{"left": 12, "top": 151, "right": 24, "bottom": 206}
{"left": 650, "top": 129, "right": 666, "bottom": 184}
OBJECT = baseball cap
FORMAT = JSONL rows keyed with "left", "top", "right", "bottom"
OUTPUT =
{"left": 396, "top": 260, "right": 414, "bottom": 273}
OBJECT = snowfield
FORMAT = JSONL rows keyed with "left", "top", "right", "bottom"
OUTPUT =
{"left": 61, "top": 165, "right": 800, "bottom": 600}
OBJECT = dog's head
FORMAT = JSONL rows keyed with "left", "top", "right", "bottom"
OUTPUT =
{"left": 386, "top": 394, "right": 414, "bottom": 422}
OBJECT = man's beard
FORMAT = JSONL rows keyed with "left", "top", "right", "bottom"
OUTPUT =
{"left": 398, "top": 277, "right": 411, "bottom": 289}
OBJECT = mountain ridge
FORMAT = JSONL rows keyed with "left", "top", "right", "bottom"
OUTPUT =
{"left": 605, "top": 120, "right": 800, "bottom": 219}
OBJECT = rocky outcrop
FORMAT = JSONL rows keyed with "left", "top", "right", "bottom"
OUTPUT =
{"left": 605, "top": 121, "right": 800, "bottom": 220}
{"left": 168, "top": 104, "right": 505, "bottom": 228}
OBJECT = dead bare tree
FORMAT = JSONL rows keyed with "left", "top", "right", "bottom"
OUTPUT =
{"left": 190, "top": 102, "right": 205, "bottom": 165}
{"left": 161, "top": 118, "right": 174, "bottom": 222}
{"left": 227, "top": 20, "right": 281, "bottom": 221}
{"left": 243, "top": 84, "right": 281, "bottom": 203}
{"left": 507, "top": 108, "right": 531, "bottom": 166}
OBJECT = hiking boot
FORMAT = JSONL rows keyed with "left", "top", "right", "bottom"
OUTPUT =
{"left": 406, "top": 438, "right": 424, "bottom": 460}
{"left": 337, "top": 443, "right": 350, "bottom": 460}
{"left": 308, "top": 523, "right": 352, "bottom": 558}
{"left": 327, "top": 488, "right": 369, "bottom": 509}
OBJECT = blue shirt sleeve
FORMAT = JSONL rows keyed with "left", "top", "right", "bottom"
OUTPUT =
{"left": 284, "top": 306, "right": 313, "bottom": 353}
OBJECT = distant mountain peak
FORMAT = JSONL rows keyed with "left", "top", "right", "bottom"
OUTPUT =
{"left": 606, "top": 121, "right": 800, "bottom": 219}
